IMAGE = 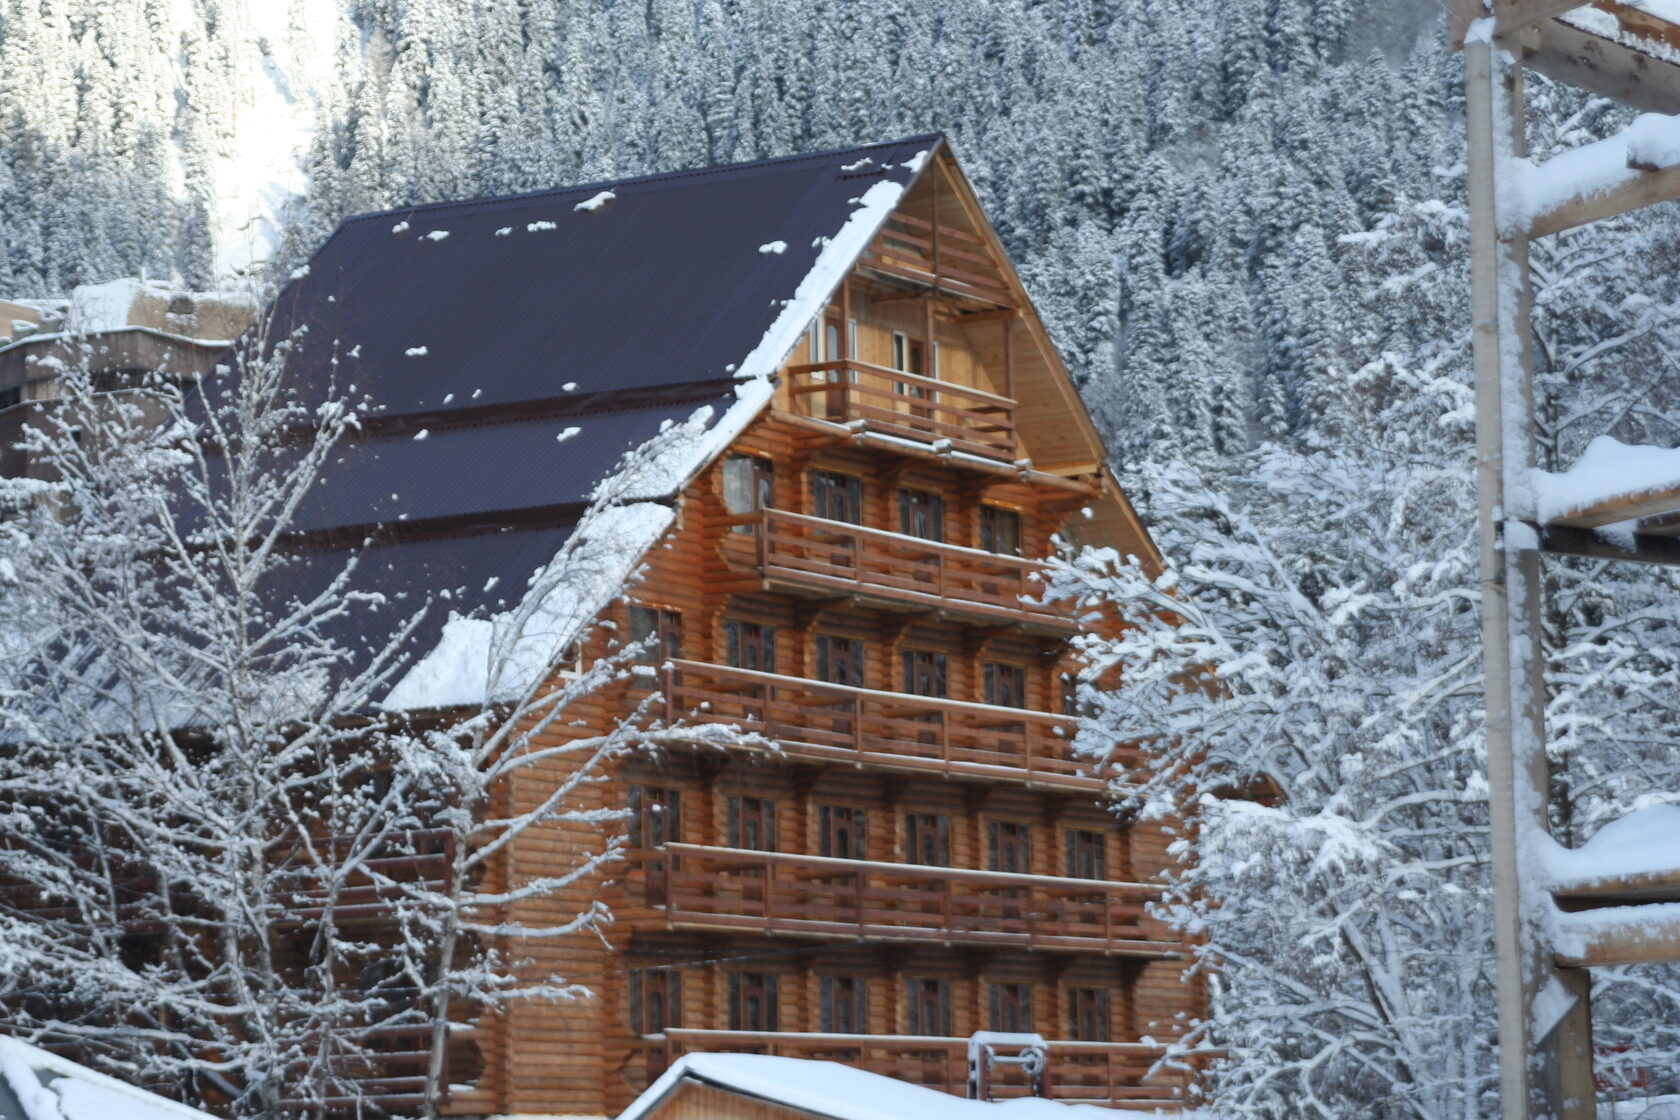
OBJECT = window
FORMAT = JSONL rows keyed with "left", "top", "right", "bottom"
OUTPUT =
{"left": 1065, "top": 829, "right": 1107, "bottom": 880}
{"left": 891, "top": 332, "right": 926, "bottom": 376}
{"left": 907, "top": 977, "right": 952, "bottom": 1035}
{"left": 628, "top": 968, "right": 681, "bottom": 1034}
{"left": 898, "top": 488, "right": 945, "bottom": 542}
{"left": 629, "top": 786, "right": 681, "bottom": 849}
{"left": 901, "top": 649, "right": 948, "bottom": 698}
{"left": 0, "top": 386, "right": 20, "bottom": 410}
{"left": 989, "top": 821, "right": 1031, "bottom": 874}
{"left": 1068, "top": 987, "right": 1109, "bottom": 1042}
{"left": 728, "top": 972, "right": 778, "bottom": 1031}
{"left": 812, "top": 470, "right": 863, "bottom": 524}
{"left": 905, "top": 812, "right": 950, "bottom": 867}
{"left": 820, "top": 805, "right": 868, "bottom": 860}
{"left": 980, "top": 506, "right": 1022, "bottom": 557}
{"left": 1060, "top": 671, "right": 1080, "bottom": 717}
{"left": 821, "top": 976, "right": 868, "bottom": 1034}
{"left": 989, "top": 984, "right": 1033, "bottom": 1033}
{"left": 727, "top": 796, "right": 777, "bottom": 851}
{"left": 722, "top": 455, "right": 774, "bottom": 532}
{"left": 815, "top": 634, "right": 865, "bottom": 687}
{"left": 983, "top": 662, "right": 1026, "bottom": 709}
{"left": 628, "top": 606, "right": 682, "bottom": 667}
{"left": 725, "top": 619, "right": 777, "bottom": 673}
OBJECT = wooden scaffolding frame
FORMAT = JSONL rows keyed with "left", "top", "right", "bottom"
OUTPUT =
{"left": 1454, "top": 3, "right": 1680, "bottom": 1117}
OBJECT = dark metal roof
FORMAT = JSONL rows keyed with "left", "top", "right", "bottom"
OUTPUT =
{"left": 256, "top": 136, "right": 941, "bottom": 702}
{"left": 269, "top": 134, "right": 939, "bottom": 419}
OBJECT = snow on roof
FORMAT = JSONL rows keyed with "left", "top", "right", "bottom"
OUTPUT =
{"left": 620, "top": 1054, "right": 1199, "bottom": 1120}
{"left": 0, "top": 1036, "right": 214, "bottom": 1120}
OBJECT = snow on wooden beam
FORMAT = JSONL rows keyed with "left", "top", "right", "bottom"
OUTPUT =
{"left": 1533, "top": 436, "right": 1680, "bottom": 527}
{"left": 1554, "top": 864, "right": 1680, "bottom": 904}
{"left": 1552, "top": 904, "right": 1680, "bottom": 966}
{"left": 1526, "top": 15, "right": 1680, "bottom": 114}
{"left": 1521, "top": 111, "right": 1680, "bottom": 235}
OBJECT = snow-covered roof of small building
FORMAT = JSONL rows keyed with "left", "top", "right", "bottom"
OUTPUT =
{"left": 237, "top": 136, "right": 941, "bottom": 708}
{"left": 0, "top": 1036, "right": 214, "bottom": 1120}
{"left": 619, "top": 1053, "right": 1196, "bottom": 1120}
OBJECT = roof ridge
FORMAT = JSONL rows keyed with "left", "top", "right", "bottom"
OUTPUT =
{"left": 341, "top": 132, "right": 945, "bottom": 226}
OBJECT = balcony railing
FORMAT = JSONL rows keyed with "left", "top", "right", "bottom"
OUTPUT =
{"left": 786, "top": 360, "right": 1018, "bottom": 462}
{"left": 649, "top": 844, "right": 1174, "bottom": 955}
{"left": 733, "top": 509, "right": 1075, "bottom": 634}
{"left": 645, "top": 1029, "right": 1203, "bottom": 1109}
{"left": 661, "top": 660, "right": 1134, "bottom": 792}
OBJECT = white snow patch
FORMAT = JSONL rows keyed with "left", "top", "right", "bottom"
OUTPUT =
{"left": 1511, "top": 113, "right": 1680, "bottom": 235}
{"left": 413, "top": 429, "right": 429, "bottom": 441}
{"left": 392, "top": 221, "right": 410, "bottom": 234}
{"left": 1545, "top": 804, "right": 1680, "bottom": 886}
{"left": 424, "top": 230, "right": 450, "bottom": 241}
{"left": 759, "top": 240, "right": 789, "bottom": 254}
{"left": 1532, "top": 435, "right": 1680, "bottom": 522}
{"left": 381, "top": 503, "right": 676, "bottom": 710}
{"left": 563, "top": 381, "right": 578, "bottom": 392}
{"left": 621, "top": 1054, "right": 1193, "bottom": 1120}
{"left": 557, "top": 427, "right": 582, "bottom": 443}
{"left": 840, "top": 156, "right": 874, "bottom": 172}
{"left": 495, "top": 226, "right": 513, "bottom": 237}
{"left": 901, "top": 149, "right": 932, "bottom": 173}
{"left": 574, "top": 190, "right": 616, "bottom": 213}
{"left": 405, "top": 346, "right": 429, "bottom": 357}
{"left": 0, "top": 1036, "right": 214, "bottom": 1120}
{"left": 528, "top": 221, "right": 558, "bottom": 232}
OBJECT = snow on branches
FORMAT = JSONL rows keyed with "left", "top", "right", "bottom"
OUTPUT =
{"left": 0, "top": 321, "right": 752, "bottom": 1117}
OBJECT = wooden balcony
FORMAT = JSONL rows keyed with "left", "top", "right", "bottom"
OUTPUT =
{"left": 786, "top": 360, "right": 1018, "bottom": 462}
{"left": 729, "top": 509, "right": 1075, "bottom": 635}
{"left": 647, "top": 844, "right": 1175, "bottom": 956}
{"left": 661, "top": 660, "right": 1136, "bottom": 793}
{"left": 645, "top": 1029, "right": 1203, "bottom": 1110}
{"left": 859, "top": 210, "right": 1017, "bottom": 309}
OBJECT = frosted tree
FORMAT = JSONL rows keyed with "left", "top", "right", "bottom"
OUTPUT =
{"left": 0, "top": 317, "right": 746, "bottom": 1116}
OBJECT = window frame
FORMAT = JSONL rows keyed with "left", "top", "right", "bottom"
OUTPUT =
{"left": 628, "top": 967, "right": 682, "bottom": 1035}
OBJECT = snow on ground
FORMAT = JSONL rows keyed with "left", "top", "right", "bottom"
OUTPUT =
{"left": 0, "top": 1036, "right": 214, "bottom": 1120}
{"left": 1611, "top": 1096, "right": 1680, "bottom": 1119}
{"left": 1531, "top": 435, "right": 1680, "bottom": 522}
{"left": 190, "top": 0, "right": 345, "bottom": 279}
{"left": 620, "top": 1054, "right": 1209, "bottom": 1120}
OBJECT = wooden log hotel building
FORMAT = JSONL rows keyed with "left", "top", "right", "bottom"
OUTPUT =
{"left": 4, "top": 137, "right": 1205, "bottom": 1114}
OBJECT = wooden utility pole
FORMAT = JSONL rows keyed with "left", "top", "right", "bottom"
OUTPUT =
{"left": 1457, "top": 3, "right": 1680, "bottom": 1117}
{"left": 1463, "top": 25, "right": 1596, "bottom": 1119}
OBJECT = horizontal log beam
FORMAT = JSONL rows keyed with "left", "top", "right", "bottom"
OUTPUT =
{"left": 1536, "top": 523, "right": 1680, "bottom": 566}
{"left": 1527, "top": 16, "right": 1680, "bottom": 114}
{"left": 1544, "top": 477, "right": 1680, "bottom": 527}
{"left": 1450, "top": 0, "right": 1589, "bottom": 49}
{"left": 1554, "top": 863, "right": 1680, "bottom": 905}
{"left": 1553, "top": 903, "right": 1680, "bottom": 967}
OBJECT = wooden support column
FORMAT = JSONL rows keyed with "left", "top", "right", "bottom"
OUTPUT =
{"left": 1003, "top": 318, "right": 1015, "bottom": 400}
{"left": 927, "top": 184, "right": 940, "bottom": 376}
{"left": 1465, "top": 27, "right": 1596, "bottom": 1120}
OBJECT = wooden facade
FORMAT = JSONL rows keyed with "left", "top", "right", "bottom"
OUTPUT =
{"left": 433, "top": 152, "right": 1204, "bottom": 1117}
